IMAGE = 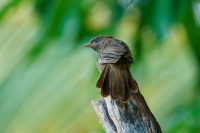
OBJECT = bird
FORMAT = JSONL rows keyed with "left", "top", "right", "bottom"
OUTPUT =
{"left": 83, "top": 35, "right": 138, "bottom": 103}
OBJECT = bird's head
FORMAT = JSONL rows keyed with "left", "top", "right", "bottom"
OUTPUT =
{"left": 83, "top": 35, "right": 113, "bottom": 52}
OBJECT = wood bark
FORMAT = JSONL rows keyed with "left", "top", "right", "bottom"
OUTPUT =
{"left": 92, "top": 91, "right": 162, "bottom": 133}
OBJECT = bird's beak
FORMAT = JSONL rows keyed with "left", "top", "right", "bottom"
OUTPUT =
{"left": 83, "top": 43, "right": 93, "bottom": 48}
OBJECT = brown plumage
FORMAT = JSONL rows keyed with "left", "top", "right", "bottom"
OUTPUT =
{"left": 83, "top": 35, "right": 138, "bottom": 102}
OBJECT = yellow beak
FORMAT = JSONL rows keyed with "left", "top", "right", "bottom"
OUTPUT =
{"left": 83, "top": 43, "right": 93, "bottom": 48}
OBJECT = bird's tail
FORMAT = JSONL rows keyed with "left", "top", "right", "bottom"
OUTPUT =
{"left": 96, "top": 61, "right": 138, "bottom": 102}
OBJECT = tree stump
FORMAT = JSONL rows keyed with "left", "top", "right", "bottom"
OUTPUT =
{"left": 92, "top": 91, "right": 162, "bottom": 133}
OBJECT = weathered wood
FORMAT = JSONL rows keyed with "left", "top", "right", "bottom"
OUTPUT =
{"left": 92, "top": 91, "right": 162, "bottom": 133}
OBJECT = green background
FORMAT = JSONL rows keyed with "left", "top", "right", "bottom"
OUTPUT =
{"left": 0, "top": 0, "right": 199, "bottom": 132}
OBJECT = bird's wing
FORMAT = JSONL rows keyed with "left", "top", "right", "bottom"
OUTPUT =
{"left": 97, "top": 39, "right": 129, "bottom": 64}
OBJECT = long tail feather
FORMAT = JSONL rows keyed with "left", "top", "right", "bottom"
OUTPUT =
{"left": 96, "top": 61, "right": 138, "bottom": 102}
{"left": 96, "top": 64, "right": 110, "bottom": 97}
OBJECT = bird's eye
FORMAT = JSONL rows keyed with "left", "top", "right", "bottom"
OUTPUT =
{"left": 90, "top": 39, "right": 94, "bottom": 43}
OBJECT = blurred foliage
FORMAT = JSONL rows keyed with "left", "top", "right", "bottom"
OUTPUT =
{"left": 0, "top": 0, "right": 200, "bottom": 133}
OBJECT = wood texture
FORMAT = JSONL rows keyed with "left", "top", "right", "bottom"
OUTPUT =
{"left": 92, "top": 91, "right": 162, "bottom": 133}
